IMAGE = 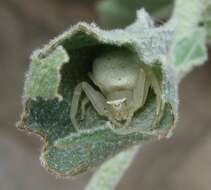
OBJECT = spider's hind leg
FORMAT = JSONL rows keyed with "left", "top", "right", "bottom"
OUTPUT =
{"left": 80, "top": 97, "right": 89, "bottom": 120}
{"left": 70, "top": 83, "right": 84, "bottom": 131}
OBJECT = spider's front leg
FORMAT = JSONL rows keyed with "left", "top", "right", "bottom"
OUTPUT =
{"left": 71, "top": 81, "right": 116, "bottom": 131}
{"left": 132, "top": 68, "right": 150, "bottom": 111}
{"left": 81, "top": 97, "right": 89, "bottom": 120}
{"left": 148, "top": 70, "right": 164, "bottom": 124}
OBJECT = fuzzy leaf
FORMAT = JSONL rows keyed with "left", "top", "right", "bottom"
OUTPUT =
{"left": 17, "top": 10, "right": 177, "bottom": 177}
{"left": 24, "top": 46, "right": 69, "bottom": 100}
{"left": 171, "top": 28, "right": 207, "bottom": 73}
{"left": 169, "top": 0, "right": 209, "bottom": 75}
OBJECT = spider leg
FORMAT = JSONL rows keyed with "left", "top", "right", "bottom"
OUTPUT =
{"left": 71, "top": 81, "right": 109, "bottom": 131}
{"left": 70, "top": 83, "right": 83, "bottom": 131}
{"left": 110, "top": 68, "right": 150, "bottom": 135}
{"left": 112, "top": 67, "right": 159, "bottom": 136}
{"left": 149, "top": 70, "right": 164, "bottom": 122}
{"left": 82, "top": 82, "right": 125, "bottom": 127}
{"left": 81, "top": 82, "right": 107, "bottom": 115}
{"left": 145, "top": 68, "right": 166, "bottom": 130}
{"left": 132, "top": 68, "right": 150, "bottom": 111}
{"left": 80, "top": 97, "right": 89, "bottom": 120}
{"left": 115, "top": 68, "right": 150, "bottom": 135}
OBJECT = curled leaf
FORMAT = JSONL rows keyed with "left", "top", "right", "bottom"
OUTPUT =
{"left": 17, "top": 9, "right": 178, "bottom": 177}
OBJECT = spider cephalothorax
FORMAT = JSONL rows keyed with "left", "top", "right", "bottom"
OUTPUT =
{"left": 70, "top": 49, "right": 162, "bottom": 134}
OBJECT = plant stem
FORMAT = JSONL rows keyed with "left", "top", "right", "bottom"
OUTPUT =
{"left": 85, "top": 145, "right": 141, "bottom": 190}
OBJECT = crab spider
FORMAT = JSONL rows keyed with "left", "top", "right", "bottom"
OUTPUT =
{"left": 70, "top": 50, "right": 163, "bottom": 135}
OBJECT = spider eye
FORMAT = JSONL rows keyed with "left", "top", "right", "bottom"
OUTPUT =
{"left": 106, "top": 98, "right": 126, "bottom": 105}
{"left": 106, "top": 98, "right": 126, "bottom": 110}
{"left": 111, "top": 103, "right": 122, "bottom": 110}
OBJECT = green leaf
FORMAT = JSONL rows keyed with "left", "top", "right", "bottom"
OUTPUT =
{"left": 24, "top": 46, "right": 69, "bottom": 100}
{"left": 170, "top": 0, "right": 209, "bottom": 75}
{"left": 205, "top": 1, "right": 211, "bottom": 41}
{"left": 96, "top": 0, "right": 173, "bottom": 28}
{"left": 17, "top": 10, "right": 177, "bottom": 177}
{"left": 171, "top": 28, "right": 207, "bottom": 73}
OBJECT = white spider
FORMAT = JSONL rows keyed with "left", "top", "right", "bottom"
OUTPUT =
{"left": 70, "top": 49, "right": 163, "bottom": 134}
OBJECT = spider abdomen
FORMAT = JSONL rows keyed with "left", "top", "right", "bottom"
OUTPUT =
{"left": 92, "top": 49, "right": 140, "bottom": 92}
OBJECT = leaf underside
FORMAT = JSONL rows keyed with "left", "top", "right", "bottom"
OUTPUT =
{"left": 172, "top": 28, "right": 208, "bottom": 74}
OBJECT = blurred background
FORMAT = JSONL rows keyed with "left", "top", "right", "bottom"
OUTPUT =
{"left": 0, "top": 0, "right": 211, "bottom": 190}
